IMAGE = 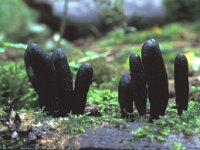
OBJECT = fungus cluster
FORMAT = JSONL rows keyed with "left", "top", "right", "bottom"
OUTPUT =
{"left": 118, "top": 39, "right": 189, "bottom": 122}
{"left": 24, "top": 40, "right": 189, "bottom": 121}
{"left": 24, "top": 43, "right": 93, "bottom": 117}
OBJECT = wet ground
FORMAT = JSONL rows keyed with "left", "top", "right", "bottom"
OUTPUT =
{"left": 2, "top": 112, "right": 200, "bottom": 150}
{"left": 1, "top": 37, "right": 200, "bottom": 149}
{"left": 69, "top": 123, "right": 200, "bottom": 150}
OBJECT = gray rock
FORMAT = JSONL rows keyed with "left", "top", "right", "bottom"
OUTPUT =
{"left": 26, "top": 0, "right": 165, "bottom": 26}
{"left": 66, "top": 122, "right": 200, "bottom": 149}
{"left": 53, "top": 0, "right": 102, "bottom": 26}
{"left": 124, "top": 0, "right": 165, "bottom": 23}
{"left": 73, "top": 122, "right": 146, "bottom": 149}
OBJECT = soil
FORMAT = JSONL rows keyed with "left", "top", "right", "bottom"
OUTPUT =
{"left": 0, "top": 48, "right": 25, "bottom": 61}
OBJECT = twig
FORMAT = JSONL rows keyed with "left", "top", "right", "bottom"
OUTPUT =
{"left": 56, "top": 0, "right": 69, "bottom": 48}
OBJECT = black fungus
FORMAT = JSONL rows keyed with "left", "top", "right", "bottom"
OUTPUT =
{"left": 24, "top": 44, "right": 40, "bottom": 93}
{"left": 174, "top": 53, "right": 189, "bottom": 115}
{"left": 51, "top": 48, "right": 74, "bottom": 116}
{"left": 129, "top": 53, "right": 147, "bottom": 115}
{"left": 25, "top": 44, "right": 94, "bottom": 117}
{"left": 141, "top": 39, "right": 169, "bottom": 121}
{"left": 72, "top": 63, "right": 93, "bottom": 114}
{"left": 118, "top": 73, "right": 133, "bottom": 118}
{"left": 24, "top": 43, "right": 57, "bottom": 114}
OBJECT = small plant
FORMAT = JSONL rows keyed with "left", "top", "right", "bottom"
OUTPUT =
{"left": 87, "top": 89, "right": 118, "bottom": 117}
{"left": 62, "top": 114, "right": 100, "bottom": 135}
{"left": 24, "top": 43, "right": 93, "bottom": 117}
{"left": 170, "top": 142, "right": 185, "bottom": 150}
{"left": 133, "top": 100, "right": 200, "bottom": 141}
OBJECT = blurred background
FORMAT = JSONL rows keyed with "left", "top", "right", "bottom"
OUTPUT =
{"left": 0, "top": 0, "right": 200, "bottom": 107}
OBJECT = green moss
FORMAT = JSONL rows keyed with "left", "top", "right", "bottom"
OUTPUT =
{"left": 0, "top": 108, "right": 4, "bottom": 117}
{"left": 0, "top": 61, "right": 37, "bottom": 109}
{"left": 164, "top": 0, "right": 200, "bottom": 21}
{"left": 60, "top": 115, "right": 128, "bottom": 135}
{"left": 125, "top": 23, "right": 195, "bottom": 44}
{"left": 96, "top": 27, "right": 126, "bottom": 48}
{"left": 61, "top": 114, "right": 101, "bottom": 134}
{"left": 58, "top": 89, "right": 129, "bottom": 135}
{"left": 91, "top": 58, "right": 118, "bottom": 87}
{"left": 87, "top": 89, "right": 119, "bottom": 117}
{"left": 0, "top": 0, "right": 38, "bottom": 35}
{"left": 12, "top": 89, "right": 123, "bottom": 136}
{"left": 133, "top": 100, "right": 200, "bottom": 141}
{"left": 95, "top": 22, "right": 196, "bottom": 51}
{"left": 190, "top": 86, "right": 200, "bottom": 102}
{"left": 99, "top": 0, "right": 124, "bottom": 26}
{"left": 170, "top": 142, "right": 185, "bottom": 150}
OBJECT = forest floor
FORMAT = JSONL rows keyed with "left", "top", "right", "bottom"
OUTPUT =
{"left": 1, "top": 22, "right": 200, "bottom": 149}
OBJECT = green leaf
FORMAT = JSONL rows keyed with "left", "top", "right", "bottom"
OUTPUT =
{"left": 3, "top": 42, "right": 27, "bottom": 49}
{"left": 85, "top": 51, "right": 107, "bottom": 57}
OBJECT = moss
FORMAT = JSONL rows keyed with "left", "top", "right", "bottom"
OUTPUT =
{"left": 99, "top": 0, "right": 124, "bottom": 27}
{"left": 87, "top": 89, "right": 119, "bottom": 117}
{"left": 95, "top": 23, "right": 196, "bottom": 50}
{"left": 0, "top": 0, "right": 38, "bottom": 35}
{"left": 0, "top": 61, "right": 37, "bottom": 108}
{"left": 91, "top": 58, "right": 118, "bottom": 86}
{"left": 190, "top": 86, "right": 200, "bottom": 102}
{"left": 164, "top": 0, "right": 200, "bottom": 21}
{"left": 170, "top": 142, "right": 186, "bottom": 150}
{"left": 62, "top": 114, "right": 101, "bottom": 134}
{"left": 133, "top": 100, "right": 200, "bottom": 141}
